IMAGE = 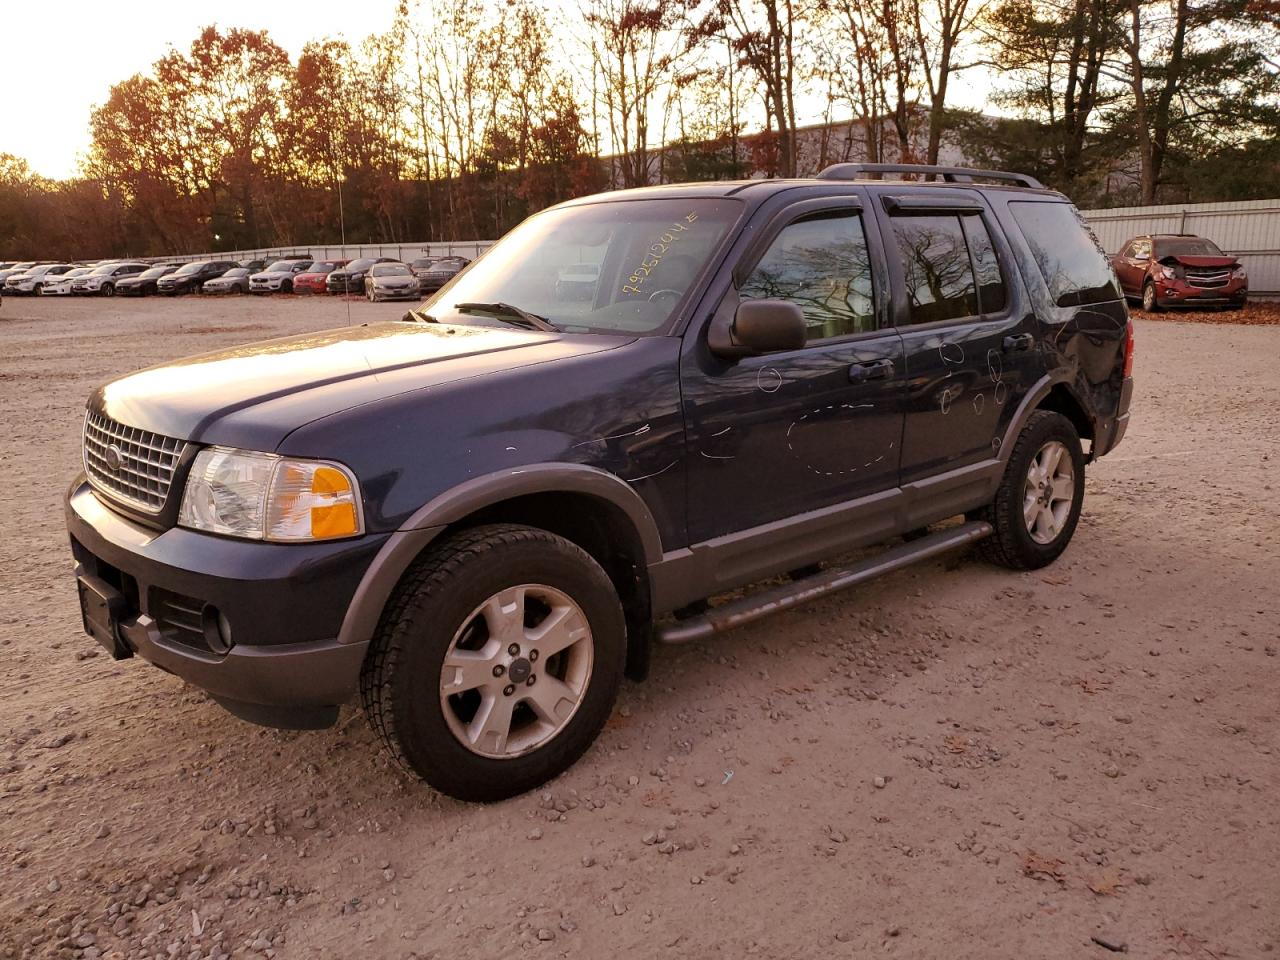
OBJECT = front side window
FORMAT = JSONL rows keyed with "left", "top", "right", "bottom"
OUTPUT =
{"left": 1009, "top": 201, "right": 1120, "bottom": 307}
{"left": 891, "top": 214, "right": 979, "bottom": 324}
{"left": 1131, "top": 239, "right": 1152, "bottom": 260}
{"left": 424, "top": 198, "right": 742, "bottom": 335}
{"left": 738, "top": 211, "right": 875, "bottom": 340}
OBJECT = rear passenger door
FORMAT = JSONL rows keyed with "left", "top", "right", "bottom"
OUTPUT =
{"left": 875, "top": 192, "right": 1040, "bottom": 484}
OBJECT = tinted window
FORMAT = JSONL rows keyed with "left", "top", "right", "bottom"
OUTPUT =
{"left": 346, "top": 259, "right": 377, "bottom": 272}
{"left": 372, "top": 263, "right": 412, "bottom": 276}
{"left": 961, "top": 216, "right": 1007, "bottom": 313}
{"left": 739, "top": 211, "right": 875, "bottom": 340}
{"left": 1132, "top": 239, "right": 1151, "bottom": 260}
{"left": 1010, "top": 202, "right": 1120, "bottom": 307}
{"left": 891, "top": 215, "right": 978, "bottom": 324}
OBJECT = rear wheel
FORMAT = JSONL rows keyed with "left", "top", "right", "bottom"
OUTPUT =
{"left": 973, "top": 410, "right": 1085, "bottom": 570}
{"left": 366, "top": 286, "right": 376, "bottom": 302}
{"left": 1141, "top": 281, "right": 1159, "bottom": 312}
{"left": 361, "top": 523, "right": 625, "bottom": 802}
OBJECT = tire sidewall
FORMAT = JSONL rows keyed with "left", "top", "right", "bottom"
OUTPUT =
{"left": 381, "top": 531, "right": 625, "bottom": 800}
{"left": 1142, "top": 282, "right": 1157, "bottom": 311}
{"left": 1002, "top": 414, "right": 1085, "bottom": 567}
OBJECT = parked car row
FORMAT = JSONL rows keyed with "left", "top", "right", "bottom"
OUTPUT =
{"left": 0, "top": 254, "right": 472, "bottom": 299}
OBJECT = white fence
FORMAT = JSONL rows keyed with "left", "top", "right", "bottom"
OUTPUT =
{"left": 169, "top": 240, "right": 495, "bottom": 265}
{"left": 1080, "top": 198, "right": 1280, "bottom": 297}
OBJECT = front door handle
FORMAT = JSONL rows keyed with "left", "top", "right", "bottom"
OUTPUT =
{"left": 849, "top": 358, "right": 895, "bottom": 382}
{"left": 1003, "top": 333, "right": 1034, "bottom": 353}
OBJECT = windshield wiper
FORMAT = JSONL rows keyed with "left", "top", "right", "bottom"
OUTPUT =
{"left": 454, "top": 301, "right": 558, "bottom": 332}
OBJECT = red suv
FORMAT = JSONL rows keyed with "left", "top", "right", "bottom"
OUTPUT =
{"left": 1110, "top": 234, "right": 1247, "bottom": 311}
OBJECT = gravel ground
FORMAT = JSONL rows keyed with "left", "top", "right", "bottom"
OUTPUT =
{"left": 1, "top": 295, "right": 1277, "bottom": 960}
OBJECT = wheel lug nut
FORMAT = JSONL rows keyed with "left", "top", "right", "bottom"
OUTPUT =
{"left": 492, "top": 664, "right": 505, "bottom": 677}
{"left": 526, "top": 676, "right": 536, "bottom": 686}
{"left": 503, "top": 684, "right": 515, "bottom": 696}
{"left": 508, "top": 643, "right": 520, "bottom": 656}
{"left": 529, "top": 650, "right": 539, "bottom": 662}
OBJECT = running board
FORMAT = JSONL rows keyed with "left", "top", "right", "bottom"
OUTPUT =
{"left": 654, "top": 521, "right": 992, "bottom": 645}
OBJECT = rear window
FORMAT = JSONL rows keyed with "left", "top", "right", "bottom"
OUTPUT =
{"left": 1009, "top": 202, "right": 1119, "bottom": 307}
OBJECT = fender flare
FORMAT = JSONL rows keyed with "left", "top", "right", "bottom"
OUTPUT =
{"left": 335, "top": 463, "right": 664, "bottom": 647}
{"left": 997, "top": 373, "right": 1091, "bottom": 463}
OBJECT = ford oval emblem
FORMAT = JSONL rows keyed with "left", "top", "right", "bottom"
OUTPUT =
{"left": 105, "top": 444, "right": 122, "bottom": 472}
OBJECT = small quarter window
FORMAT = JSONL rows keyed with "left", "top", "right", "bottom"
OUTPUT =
{"left": 890, "top": 214, "right": 979, "bottom": 324}
{"left": 739, "top": 211, "right": 875, "bottom": 341}
{"left": 962, "top": 216, "right": 1007, "bottom": 314}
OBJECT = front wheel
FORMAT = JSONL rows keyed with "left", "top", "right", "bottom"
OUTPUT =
{"left": 973, "top": 410, "right": 1085, "bottom": 570}
{"left": 1141, "top": 281, "right": 1159, "bottom": 312}
{"left": 361, "top": 523, "right": 625, "bottom": 802}
{"left": 101, "top": 284, "right": 114, "bottom": 297}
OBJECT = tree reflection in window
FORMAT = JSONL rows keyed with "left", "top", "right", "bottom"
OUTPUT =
{"left": 739, "top": 211, "right": 875, "bottom": 341}
{"left": 891, "top": 215, "right": 980, "bottom": 324}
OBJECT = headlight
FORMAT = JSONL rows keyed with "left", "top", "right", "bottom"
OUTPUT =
{"left": 1232, "top": 267, "right": 1246, "bottom": 279}
{"left": 1159, "top": 265, "right": 1177, "bottom": 280}
{"left": 178, "top": 446, "right": 362, "bottom": 541}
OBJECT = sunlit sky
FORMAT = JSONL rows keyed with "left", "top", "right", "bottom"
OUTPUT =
{"left": 0, "top": 0, "right": 403, "bottom": 179}
{"left": 1, "top": 0, "right": 997, "bottom": 181}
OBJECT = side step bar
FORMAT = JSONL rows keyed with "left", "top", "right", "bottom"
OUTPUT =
{"left": 655, "top": 521, "right": 992, "bottom": 645}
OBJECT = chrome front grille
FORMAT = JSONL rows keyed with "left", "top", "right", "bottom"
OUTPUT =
{"left": 83, "top": 411, "right": 186, "bottom": 513}
{"left": 1185, "top": 268, "right": 1230, "bottom": 289}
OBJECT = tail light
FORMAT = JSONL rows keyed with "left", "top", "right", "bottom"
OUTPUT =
{"left": 1123, "top": 319, "right": 1135, "bottom": 378}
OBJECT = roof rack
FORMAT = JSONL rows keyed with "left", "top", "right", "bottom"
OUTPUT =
{"left": 816, "top": 163, "right": 1045, "bottom": 190}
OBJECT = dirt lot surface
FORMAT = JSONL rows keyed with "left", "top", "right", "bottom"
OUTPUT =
{"left": 1, "top": 296, "right": 1277, "bottom": 960}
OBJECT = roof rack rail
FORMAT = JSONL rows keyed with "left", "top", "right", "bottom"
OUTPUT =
{"left": 816, "top": 162, "right": 1045, "bottom": 190}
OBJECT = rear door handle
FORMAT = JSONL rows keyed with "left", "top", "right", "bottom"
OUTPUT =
{"left": 848, "top": 358, "right": 895, "bottom": 382}
{"left": 1003, "top": 333, "right": 1034, "bottom": 353}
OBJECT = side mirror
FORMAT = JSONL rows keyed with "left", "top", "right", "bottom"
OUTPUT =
{"left": 710, "top": 299, "right": 807, "bottom": 358}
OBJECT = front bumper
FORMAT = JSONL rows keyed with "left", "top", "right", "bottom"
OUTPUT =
{"left": 65, "top": 478, "right": 389, "bottom": 724}
{"left": 1157, "top": 277, "right": 1247, "bottom": 306}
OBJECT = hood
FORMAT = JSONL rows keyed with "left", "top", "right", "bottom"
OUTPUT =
{"left": 92, "top": 321, "right": 630, "bottom": 451}
{"left": 1159, "top": 254, "right": 1240, "bottom": 269}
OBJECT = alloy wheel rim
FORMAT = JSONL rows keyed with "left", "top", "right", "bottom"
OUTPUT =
{"left": 1143, "top": 285, "right": 1154, "bottom": 310}
{"left": 439, "top": 584, "right": 593, "bottom": 760}
{"left": 1023, "top": 440, "right": 1075, "bottom": 545}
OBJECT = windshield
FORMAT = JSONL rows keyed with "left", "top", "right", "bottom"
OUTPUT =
{"left": 221, "top": 268, "right": 249, "bottom": 278}
{"left": 422, "top": 198, "right": 741, "bottom": 335}
{"left": 372, "top": 263, "right": 411, "bottom": 277}
{"left": 139, "top": 267, "right": 169, "bottom": 279}
{"left": 1158, "top": 237, "right": 1224, "bottom": 257}
{"left": 307, "top": 262, "right": 339, "bottom": 272}
{"left": 89, "top": 263, "right": 122, "bottom": 276}
{"left": 345, "top": 259, "right": 377, "bottom": 272}
{"left": 265, "top": 260, "right": 304, "bottom": 271}
{"left": 67, "top": 268, "right": 90, "bottom": 277}
{"left": 174, "top": 261, "right": 208, "bottom": 276}
{"left": 411, "top": 258, "right": 436, "bottom": 269}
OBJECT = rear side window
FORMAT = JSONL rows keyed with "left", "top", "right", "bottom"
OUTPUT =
{"left": 1009, "top": 202, "right": 1119, "bottom": 307}
{"left": 739, "top": 210, "right": 875, "bottom": 340}
{"left": 890, "top": 215, "right": 979, "bottom": 324}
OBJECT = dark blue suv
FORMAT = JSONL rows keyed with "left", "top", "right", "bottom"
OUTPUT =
{"left": 66, "top": 164, "right": 1133, "bottom": 801}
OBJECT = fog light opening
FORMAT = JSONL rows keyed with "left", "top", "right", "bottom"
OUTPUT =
{"left": 201, "top": 604, "right": 234, "bottom": 655}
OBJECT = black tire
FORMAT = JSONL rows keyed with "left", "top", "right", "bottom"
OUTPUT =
{"left": 1141, "top": 281, "right": 1159, "bottom": 312}
{"left": 361, "top": 523, "right": 625, "bottom": 802}
{"left": 101, "top": 283, "right": 114, "bottom": 297}
{"left": 972, "top": 410, "right": 1085, "bottom": 570}
{"left": 282, "top": 279, "right": 293, "bottom": 294}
